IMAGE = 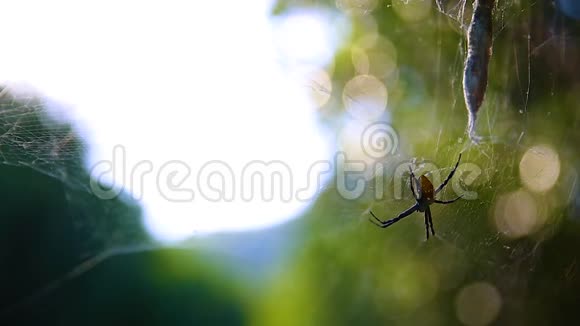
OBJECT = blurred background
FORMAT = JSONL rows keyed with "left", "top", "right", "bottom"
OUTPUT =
{"left": 1, "top": 0, "right": 580, "bottom": 325}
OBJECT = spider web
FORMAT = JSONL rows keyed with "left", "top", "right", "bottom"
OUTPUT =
{"left": 0, "top": 86, "right": 89, "bottom": 191}
{"left": 0, "top": 86, "right": 154, "bottom": 316}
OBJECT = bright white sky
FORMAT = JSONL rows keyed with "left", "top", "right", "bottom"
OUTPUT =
{"left": 0, "top": 0, "right": 347, "bottom": 242}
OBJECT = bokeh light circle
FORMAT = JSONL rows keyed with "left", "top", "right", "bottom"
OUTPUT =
{"left": 519, "top": 144, "right": 560, "bottom": 193}
{"left": 351, "top": 37, "right": 398, "bottom": 79}
{"left": 455, "top": 282, "right": 502, "bottom": 326}
{"left": 493, "top": 189, "right": 540, "bottom": 238}
{"left": 343, "top": 74, "right": 388, "bottom": 120}
{"left": 392, "top": 0, "right": 432, "bottom": 22}
{"left": 351, "top": 46, "right": 370, "bottom": 75}
{"left": 391, "top": 262, "right": 440, "bottom": 312}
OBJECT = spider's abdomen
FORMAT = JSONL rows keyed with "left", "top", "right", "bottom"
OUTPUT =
{"left": 420, "top": 175, "right": 434, "bottom": 201}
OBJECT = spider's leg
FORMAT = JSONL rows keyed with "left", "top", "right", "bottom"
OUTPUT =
{"left": 369, "top": 204, "right": 418, "bottom": 228}
{"left": 423, "top": 212, "right": 430, "bottom": 240}
{"left": 409, "top": 166, "right": 421, "bottom": 200}
{"left": 409, "top": 166, "right": 416, "bottom": 199}
{"left": 427, "top": 206, "right": 435, "bottom": 236}
{"left": 435, "top": 196, "right": 463, "bottom": 204}
{"left": 369, "top": 210, "right": 385, "bottom": 225}
{"left": 435, "top": 153, "right": 462, "bottom": 195}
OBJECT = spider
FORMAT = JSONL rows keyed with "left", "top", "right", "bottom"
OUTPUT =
{"left": 370, "top": 154, "right": 463, "bottom": 240}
